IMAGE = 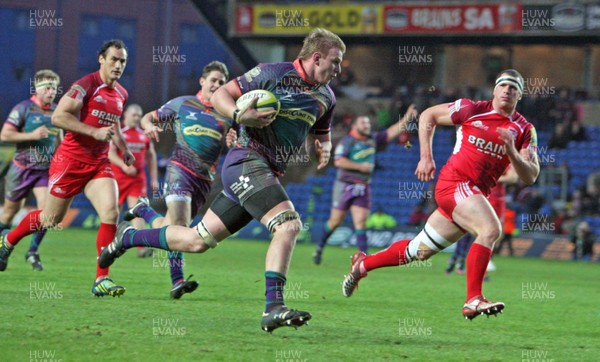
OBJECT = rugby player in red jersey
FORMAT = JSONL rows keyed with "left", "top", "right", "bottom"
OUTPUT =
{"left": 108, "top": 104, "right": 157, "bottom": 258}
{"left": 0, "top": 40, "right": 134, "bottom": 297}
{"left": 342, "top": 69, "right": 540, "bottom": 320}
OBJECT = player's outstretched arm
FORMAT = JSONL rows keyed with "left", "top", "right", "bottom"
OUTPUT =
{"left": 385, "top": 104, "right": 418, "bottom": 142}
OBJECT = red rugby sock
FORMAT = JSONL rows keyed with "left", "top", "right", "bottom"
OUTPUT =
{"left": 465, "top": 243, "right": 492, "bottom": 301}
{"left": 6, "top": 210, "right": 43, "bottom": 247}
{"left": 96, "top": 223, "right": 117, "bottom": 279}
{"left": 363, "top": 239, "right": 411, "bottom": 271}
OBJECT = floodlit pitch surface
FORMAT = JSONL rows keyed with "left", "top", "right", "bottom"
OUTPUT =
{"left": 1, "top": 228, "right": 597, "bottom": 361}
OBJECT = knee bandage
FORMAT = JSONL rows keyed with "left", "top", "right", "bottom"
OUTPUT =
{"left": 406, "top": 223, "right": 452, "bottom": 260}
{"left": 195, "top": 221, "right": 218, "bottom": 248}
{"left": 266, "top": 209, "right": 301, "bottom": 234}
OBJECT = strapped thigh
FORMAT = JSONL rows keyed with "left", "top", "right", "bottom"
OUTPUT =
{"left": 406, "top": 223, "right": 454, "bottom": 260}
{"left": 209, "top": 191, "right": 253, "bottom": 235}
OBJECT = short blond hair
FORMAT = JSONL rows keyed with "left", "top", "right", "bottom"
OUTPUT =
{"left": 34, "top": 69, "right": 60, "bottom": 87}
{"left": 297, "top": 28, "right": 346, "bottom": 60}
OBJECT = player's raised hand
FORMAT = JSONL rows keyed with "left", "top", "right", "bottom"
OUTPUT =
{"left": 415, "top": 158, "right": 436, "bottom": 182}
{"left": 225, "top": 128, "right": 237, "bottom": 148}
{"left": 123, "top": 149, "right": 136, "bottom": 167}
{"left": 32, "top": 126, "right": 49, "bottom": 140}
{"left": 238, "top": 97, "right": 277, "bottom": 128}
{"left": 315, "top": 139, "right": 331, "bottom": 170}
{"left": 93, "top": 125, "right": 115, "bottom": 142}
{"left": 405, "top": 104, "right": 418, "bottom": 122}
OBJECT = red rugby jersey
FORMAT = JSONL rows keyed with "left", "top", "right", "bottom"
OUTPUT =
{"left": 58, "top": 71, "right": 128, "bottom": 164}
{"left": 438, "top": 98, "right": 537, "bottom": 195}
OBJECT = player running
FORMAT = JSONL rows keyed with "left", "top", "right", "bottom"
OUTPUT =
{"left": 341, "top": 69, "right": 540, "bottom": 320}
{"left": 313, "top": 108, "right": 416, "bottom": 265}
{"left": 123, "top": 61, "right": 234, "bottom": 299}
{"left": 0, "top": 69, "right": 61, "bottom": 271}
{"left": 445, "top": 166, "right": 518, "bottom": 275}
{"left": 108, "top": 103, "right": 157, "bottom": 258}
{"left": 99, "top": 28, "right": 344, "bottom": 332}
{"left": 0, "top": 40, "right": 135, "bottom": 297}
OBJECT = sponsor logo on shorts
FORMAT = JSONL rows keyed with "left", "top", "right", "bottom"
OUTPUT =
{"left": 53, "top": 187, "right": 65, "bottom": 194}
{"left": 230, "top": 175, "right": 254, "bottom": 199}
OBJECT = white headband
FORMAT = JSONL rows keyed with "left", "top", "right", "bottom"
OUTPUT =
{"left": 35, "top": 80, "right": 58, "bottom": 89}
{"left": 495, "top": 75, "right": 523, "bottom": 95}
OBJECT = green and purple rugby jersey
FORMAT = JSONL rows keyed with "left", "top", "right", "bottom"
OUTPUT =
{"left": 234, "top": 59, "right": 335, "bottom": 175}
{"left": 154, "top": 92, "right": 232, "bottom": 181}
{"left": 334, "top": 130, "right": 389, "bottom": 185}
{"left": 4, "top": 95, "right": 58, "bottom": 170}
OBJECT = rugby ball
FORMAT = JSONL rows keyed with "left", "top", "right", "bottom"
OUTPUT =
{"left": 235, "top": 89, "right": 280, "bottom": 115}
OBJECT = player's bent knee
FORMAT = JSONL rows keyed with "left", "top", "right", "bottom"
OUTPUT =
{"left": 193, "top": 221, "right": 219, "bottom": 251}
{"left": 480, "top": 227, "right": 502, "bottom": 246}
{"left": 99, "top": 209, "right": 119, "bottom": 224}
{"left": 415, "top": 249, "right": 436, "bottom": 261}
{"left": 274, "top": 219, "right": 303, "bottom": 237}
{"left": 186, "top": 240, "right": 210, "bottom": 253}
{"left": 267, "top": 210, "right": 301, "bottom": 235}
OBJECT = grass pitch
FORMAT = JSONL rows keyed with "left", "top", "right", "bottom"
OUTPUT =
{"left": 0, "top": 228, "right": 598, "bottom": 361}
